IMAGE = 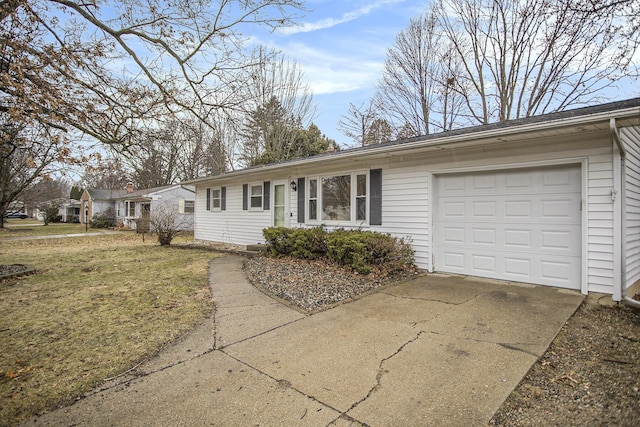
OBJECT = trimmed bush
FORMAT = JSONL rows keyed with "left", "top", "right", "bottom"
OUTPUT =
{"left": 262, "top": 226, "right": 414, "bottom": 274}
{"left": 326, "top": 229, "right": 371, "bottom": 274}
{"left": 290, "top": 227, "right": 327, "bottom": 260}
{"left": 263, "top": 227, "right": 295, "bottom": 256}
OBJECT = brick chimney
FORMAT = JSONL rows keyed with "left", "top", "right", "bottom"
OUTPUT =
{"left": 126, "top": 183, "right": 134, "bottom": 193}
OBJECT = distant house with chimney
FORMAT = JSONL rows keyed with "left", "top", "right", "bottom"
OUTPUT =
{"left": 79, "top": 184, "right": 195, "bottom": 231}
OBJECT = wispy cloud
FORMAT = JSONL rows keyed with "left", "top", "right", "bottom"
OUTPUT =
{"left": 279, "top": 0, "right": 406, "bottom": 35}
{"left": 279, "top": 41, "right": 386, "bottom": 95}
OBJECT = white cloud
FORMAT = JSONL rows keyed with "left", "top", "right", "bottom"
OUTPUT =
{"left": 280, "top": 41, "right": 385, "bottom": 95}
{"left": 279, "top": 0, "right": 406, "bottom": 35}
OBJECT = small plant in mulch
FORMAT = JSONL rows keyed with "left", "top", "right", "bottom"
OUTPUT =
{"left": 262, "top": 226, "right": 415, "bottom": 275}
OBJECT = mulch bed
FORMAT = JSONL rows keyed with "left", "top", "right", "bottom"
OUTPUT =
{"left": 244, "top": 255, "right": 419, "bottom": 312}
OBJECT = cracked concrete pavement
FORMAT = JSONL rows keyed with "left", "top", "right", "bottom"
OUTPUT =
{"left": 23, "top": 255, "right": 583, "bottom": 426}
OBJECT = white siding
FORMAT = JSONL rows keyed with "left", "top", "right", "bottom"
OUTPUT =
{"left": 622, "top": 126, "right": 640, "bottom": 288}
{"left": 194, "top": 183, "right": 273, "bottom": 246}
{"left": 150, "top": 187, "right": 195, "bottom": 231}
{"left": 375, "top": 167, "right": 431, "bottom": 269}
{"left": 587, "top": 152, "right": 615, "bottom": 294}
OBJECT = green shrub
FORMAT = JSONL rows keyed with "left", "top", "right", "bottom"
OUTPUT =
{"left": 90, "top": 208, "right": 116, "bottom": 228}
{"left": 326, "top": 229, "right": 371, "bottom": 274}
{"left": 263, "top": 227, "right": 294, "bottom": 256}
{"left": 290, "top": 227, "right": 327, "bottom": 260}
{"left": 262, "top": 227, "right": 414, "bottom": 275}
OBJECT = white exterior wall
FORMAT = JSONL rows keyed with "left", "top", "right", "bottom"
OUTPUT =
{"left": 370, "top": 166, "right": 431, "bottom": 269}
{"left": 150, "top": 187, "right": 195, "bottom": 231}
{"left": 622, "top": 126, "right": 640, "bottom": 288}
{"left": 194, "top": 182, "right": 274, "bottom": 246}
{"left": 194, "top": 131, "right": 624, "bottom": 294}
{"left": 93, "top": 200, "right": 115, "bottom": 217}
{"left": 586, "top": 152, "right": 616, "bottom": 294}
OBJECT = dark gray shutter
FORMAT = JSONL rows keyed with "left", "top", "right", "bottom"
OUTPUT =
{"left": 263, "top": 181, "right": 270, "bottom": 210}
{"left": 206, "top": 188, "right": 211, "bottom": 211}
{"left": 297, "top": 177, "right": 305, "bottom": 223}
{"left": 370, "top": 169, "right": 382, "bottom": 225}
{"left": 221, "top": 186, "right": 226, "bottom": 211}
{"left": 242, "top": 184, "right": 248, "bottom": 210}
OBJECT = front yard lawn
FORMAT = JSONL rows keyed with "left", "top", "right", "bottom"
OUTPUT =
{"left": 0, "top": 234, "right": 217, "bottom": 426}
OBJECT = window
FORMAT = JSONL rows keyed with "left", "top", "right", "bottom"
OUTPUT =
{"left": 322, "top": 174, "right": 351, "bottom": 221}
{"left": 308, "top": 179, "right": 318, "bottom": 221}
{"left": 126, "top": 201, "right": 135, "bottom": 217}
{"left": 211, "top": 188, "right": 221, "bottom": 209}
{"left": 250, "top": 184, "right": 263, "bottom": 209}
{"left": 306, "top": 172, "right": 370, "bottom": 224}
{"left": 184, "top": 200, "right": 194, "bottom": 214}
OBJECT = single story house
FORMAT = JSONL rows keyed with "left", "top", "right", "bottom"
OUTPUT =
{"left": 80, "top": 184, "right": 195, "bottom": 230}
{"left": 58, "top": 199, "right": 81, "bottom": 223}
{"left": 115, "top": 185, "right": 196, "bottom": 231}
{"left": 186, "top": 98, "right": 640, "bottom": 303}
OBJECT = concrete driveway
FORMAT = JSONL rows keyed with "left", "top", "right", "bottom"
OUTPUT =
{"left": 24, "top": 255, "right": 583, "bottom": 426}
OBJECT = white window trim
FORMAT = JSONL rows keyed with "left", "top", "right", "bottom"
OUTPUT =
{"left": 249, "top": 182, "right": 263, "bottom": 211}
{"left": 126, "top": 200, "right": 136, "bottom": 217}
{"left": 184, "top": 200, "right": 195, "bottom": 214}
{"left": 210, "top": 187, "right": 222, "bottom": 211}
{"left": 306, "top": 170, "right": 369, "bottom": 225}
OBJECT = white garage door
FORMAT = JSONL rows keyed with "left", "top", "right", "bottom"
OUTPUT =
{"left": 435, "top": 165, "right": 581, "bottom": 289}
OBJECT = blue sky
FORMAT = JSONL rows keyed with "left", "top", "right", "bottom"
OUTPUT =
{"left": 252, "top": 0, "right": 431, "bottom": 145}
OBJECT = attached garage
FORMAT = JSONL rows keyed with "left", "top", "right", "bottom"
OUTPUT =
{"left": 435, "top": 165, "right": 582, "bottom": 290}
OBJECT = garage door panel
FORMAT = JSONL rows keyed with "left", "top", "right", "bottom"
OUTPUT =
{"left": 436, "top": 166, "right": 581, "bottom": 289}
{"left": 472, "top": 201, "right": 497, "bottom": 217}
{"left": 504, "top": 229, "right": 532, "bottom": 248}
{"left": 504, "top": 257, "right": 532, "bottom": 277}
{"left": 505, "top": 200, "right": 533, "bottom": 218}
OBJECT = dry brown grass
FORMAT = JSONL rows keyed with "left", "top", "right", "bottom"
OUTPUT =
{"left": 0, "top": 234, "right": 218, "bottom": 426}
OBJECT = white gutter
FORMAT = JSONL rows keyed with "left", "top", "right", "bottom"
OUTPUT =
{"left": 610, "top": 118, "right": 640, "bottom": 309}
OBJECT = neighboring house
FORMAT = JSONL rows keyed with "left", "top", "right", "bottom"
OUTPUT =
{"left": 186, "top": 98, "right": 640, "bottom": 302}
{"left": 58, "top": 199, "right": 81, "bottom": 223}
{"left": 80, "top": 188, "right": 128, "bottom": 224}
{"left": 80, "top": 184, "right": 195, "bottom": 230}
{"left": 115, "top": 185, "right": 195, "bottom": 231}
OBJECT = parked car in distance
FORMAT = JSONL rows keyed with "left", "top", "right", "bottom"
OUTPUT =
{"left": 4, "top": 211, "right": 29, "bottom": 219}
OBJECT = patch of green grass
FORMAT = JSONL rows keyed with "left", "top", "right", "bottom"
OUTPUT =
{"left": 0, "top": 234, "right": 218, "bottom": 426}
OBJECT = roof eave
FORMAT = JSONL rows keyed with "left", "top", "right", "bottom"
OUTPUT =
{"left": 184, "top": 104, "right": 640, "bottom": 186}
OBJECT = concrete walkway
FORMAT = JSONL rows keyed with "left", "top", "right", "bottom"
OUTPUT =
{"left": 0, "top": 230, "right": 125, "bottom": 241}
{"left": 23, "top": 255, "right": 583, "bottom": 426}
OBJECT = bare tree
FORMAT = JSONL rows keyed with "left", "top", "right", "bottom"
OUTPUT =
{"left": 239, "top": 48, "right": 316, "bottom": 166}
{"left": 150, "top": 201, "right": 191, "bottom": 246}
{"left": 337, "top": 100, "right": 380, "bottom": 147}
{"left": 0, "top": 122, "right": 73, "bottom": 227}
{"left": 126, "top": 117, "right": 228, "bottom": 187}
{"left": 434, "top": 0, "right": 639, "bottom": 124}
{"left": 81, "top": 158, "right": 131, "bottom": 190}
{"left": 1, "top": 0, "right": 304, "bottom": 223}
{"left": 375, "top": 13, "right": 443, "bottom": 136}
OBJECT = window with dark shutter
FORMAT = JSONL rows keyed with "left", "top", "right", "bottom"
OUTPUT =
{"left": 297, "top": 177, "right": 305, "bottom": 223}
{"left": 263, "top": 181, "right": 270, "bottom": 210}
{"left": 370, "top": 169, "right": 382, "bottom": 225}
{"left": 242, "top": 184, "right": 248, "bottom": 210}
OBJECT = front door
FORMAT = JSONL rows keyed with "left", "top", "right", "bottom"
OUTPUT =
{"left": 273, "top": 183, "right": 286, "bottom": 227}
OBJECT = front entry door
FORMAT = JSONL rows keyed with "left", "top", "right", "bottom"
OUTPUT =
{"left": 274, "top": 183, "right": 286, "bottom": 227}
